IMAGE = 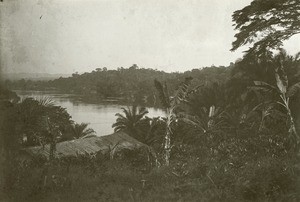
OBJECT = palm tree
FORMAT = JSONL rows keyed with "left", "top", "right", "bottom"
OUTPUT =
{"left": 14, "top": 97, "right": 72, "bottom": 160}
{"left": 16, "top": 97, "right": 54, "bottom": 146}
{"left": 112, "top": 105, "right": 149, "bottom": 140}
{"left": 69, "top": 123, "right": 96, "bottom": 139}
{"left": 16, "top": 97, "right": 73, "bottom": 146}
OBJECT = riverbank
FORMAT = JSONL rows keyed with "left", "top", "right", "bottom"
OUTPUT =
{"left": 14, "top": 90, "right": 165, "bottom": 136}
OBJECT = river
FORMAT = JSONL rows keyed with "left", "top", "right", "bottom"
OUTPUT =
{"left": 14, "top": 90, "right": 165, "bottom": 136}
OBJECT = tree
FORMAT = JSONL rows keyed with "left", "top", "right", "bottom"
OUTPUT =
{"left": 72, "top": 72, "right": 79, "bottom": 77}
{"left": 231, "top": 0, "right": 300, "bottom": 146}
{"left": 13, "top": 97, "right": 72, "bottom": 147}
{"left": 41, "top": 116, "right": 61, "bottom": 161}
{"left": 16, "top": 98, "right": 53, "bottom": 146}
{"left": 232, "top": 0, "right": 300, "bottom": 56}
{"left": 184, "top": 83, "right": 228, "bottom": 134}
{"left": 68, "top": 123, "right": 96, "bottom": 139}
{"left": 249, "top": 53, "right": 300, "bottom": 144}
{"left": 137, "top": 116, "right": 166, "bottom": 146}
{"left": 112, "top": 105, "right": 149, "bottom": 141}
{"left": 154, "top": 77, "right": 195, "bottom": 165}
{"left": 129, "top": 64, "right": 139, "bottom": 70}
{"left": 0, "top": 94, "right": 72, "bottom": 161}
{"left": 0, "top": 100, "right": 20, "bottom": 155}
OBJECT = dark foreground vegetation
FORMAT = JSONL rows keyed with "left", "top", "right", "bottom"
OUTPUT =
{"left": 1, "top": 0, "right": 300, "bottom": 201}
{"left": 1, "top": 147, "right": 300, "bottom": 202}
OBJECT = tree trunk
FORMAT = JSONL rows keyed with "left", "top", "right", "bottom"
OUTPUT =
{"left": 49, "top": 132, "right": 56, "bottom": 161}
{"left": 164, "top": 109, "right": 172, "bottom": 166}
{"left": 164, "top": 128, "right": 171, "bottom": 166}
{"left": 281, "top": 94, "right": 299, "bottom": 145}
{"left": 287, "top": 106, "right": 299, "bottom": 143}
{"left": 208, "top": 105, "right": 215, "bottom": 129}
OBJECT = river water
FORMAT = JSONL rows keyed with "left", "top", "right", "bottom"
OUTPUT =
{"left": 14, "top": 90, "right": 165, "bottom": 136}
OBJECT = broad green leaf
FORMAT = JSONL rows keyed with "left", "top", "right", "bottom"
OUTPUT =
{"left": 275, "top": 73, "right": 287, "bottom": 94}
{"left": 287, "top": 82, "right": 300, "bottom": 97}
{"left": 253, "top": 81, "right": 277, "bottom": 90}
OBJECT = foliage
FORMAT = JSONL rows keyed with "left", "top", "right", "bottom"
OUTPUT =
{"left": 232, "top": 0, "right": 300, "bottom": 56}
{"left": 5, "top": 65, "right": 231, "bottom": 107}
{"left": 154, "top": 77, "right": 196, "bottom": 165}
{"left": 137, "top": 116, "right": 166, "bottom": 148}
{"left": 0, "top": 86, "right": 19, "bottom": 103}
{"left": 183, "top": 82, "right": 228, "bottom": 134}
{"left": 250, "top": 78, "right": 300, "bottom": 145}
{"left": 1, "top": 146, "right": 299, "bottom": 202}
{"left": 15, "top": 97, "right": 73, "bottom": 147}
{"left": 61, "top": 123, "right": 95, "bottom": 141}
{"left": 2, "top": 0, "right": 300, "bottom": 199}
{"left": 112, "top": 105, "right": 149, "bottom": 142}
{"left": 2, "top": 57, "right": 300, "bottom": 202}
{"left": 0, "top": 87, "right": 87, "bottom": 153}
{"left": 231, "top": 0, "right": 300, "bottom": 147}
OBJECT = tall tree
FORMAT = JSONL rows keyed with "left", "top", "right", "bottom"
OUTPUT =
{"left": 231, "top": 0, "right": 300, "bottom": 56}
{"left": 231, "top": 0, "right": 300, "bottom": 145}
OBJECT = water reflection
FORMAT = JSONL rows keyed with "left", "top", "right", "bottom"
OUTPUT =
{"left": 14, "top": 90, "right": 165, "bottom": 136}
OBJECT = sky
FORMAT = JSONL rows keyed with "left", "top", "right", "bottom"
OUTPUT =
{"left": 1, "top": 0, "right": 299, "bottom": 75}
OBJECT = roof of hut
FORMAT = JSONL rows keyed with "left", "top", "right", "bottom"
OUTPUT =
{"left": 21, "top": 132, "right": 150, "bottom": 159}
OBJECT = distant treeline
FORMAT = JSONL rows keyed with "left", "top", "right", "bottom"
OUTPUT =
{"left": 4, "top": 64, "right": 232, "bottom": 105}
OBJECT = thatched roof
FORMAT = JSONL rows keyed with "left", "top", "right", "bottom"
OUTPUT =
{"left": 21, "top": 132, "right": 150, "bottom": 160}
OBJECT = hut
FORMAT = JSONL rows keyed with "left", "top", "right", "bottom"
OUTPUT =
{"left": 19, "top": 132, "right": 153, "bottom": 161}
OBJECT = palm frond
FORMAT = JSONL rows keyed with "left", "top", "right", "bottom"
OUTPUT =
{"left": 70, "top": 123, "right": 95, "bottom": 138}
{"left": 121, "top": 107, "right": 131, "bottom": 119}
{"left": 37, "top": 97, "right": 55, "bottom": 108}
{"left": 112, "top": 105, "right": 148, "bottom": 134}
{"left": 83, "top": 128, "right": 95, "bottom": 135}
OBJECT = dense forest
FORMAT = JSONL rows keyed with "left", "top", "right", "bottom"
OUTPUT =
{"left": 1, "top": 0, "right": 300, "bottom": 201}
{"left": 5, "top": 64, "right": 231, "bottom": 105}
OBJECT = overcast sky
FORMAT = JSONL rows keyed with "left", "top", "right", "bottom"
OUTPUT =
{"left": 1, "top": 0, "right": 299, "bottom": 75}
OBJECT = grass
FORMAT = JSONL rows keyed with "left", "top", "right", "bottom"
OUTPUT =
{"left": 1, "top": 147, "right": 300, "bottom": 202}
